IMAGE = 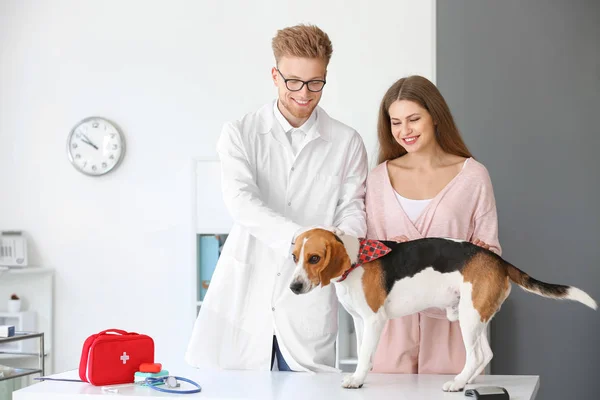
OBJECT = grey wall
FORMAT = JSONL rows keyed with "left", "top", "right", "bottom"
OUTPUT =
{"left": 437, "top": 1, "right": 600, "bottom": 399}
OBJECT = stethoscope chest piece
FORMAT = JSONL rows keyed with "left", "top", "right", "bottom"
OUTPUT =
{"left": 165, "top": 376, "right": 180, "bottom": 388}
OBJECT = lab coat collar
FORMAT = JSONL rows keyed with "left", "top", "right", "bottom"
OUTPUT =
{"left": 273, "top": 99, "right": 317, "bottom": 135}
{"left": 257, "top": 100, "right": 331, "bottom": 142}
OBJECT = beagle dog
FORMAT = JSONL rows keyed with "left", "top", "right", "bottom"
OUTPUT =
{"left": 289, "top": 228, "right": 597, "bottom": 391}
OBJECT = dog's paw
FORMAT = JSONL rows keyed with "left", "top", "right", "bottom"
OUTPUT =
{"left": 442, "top": 379, "right": 466, "bottom": 392}
{"left": 341, "top": 374, "right": 364, "bottom": 389}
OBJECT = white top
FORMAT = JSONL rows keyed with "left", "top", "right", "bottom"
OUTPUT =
{"left": 14, "top": 369, "right": 540, "bottom": 400}
{"left": 394, "top": 192, "right": 431, "bottom": 222}
{"left": 393, "top": 159, "right": 469, "bottom": 222}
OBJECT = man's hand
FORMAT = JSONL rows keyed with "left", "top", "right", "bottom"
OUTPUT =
{"left": 329, "top": 226, "right": 345, "bottom": 237}
{"left": 293, "top": 225, "right": 344, "bottom": 243}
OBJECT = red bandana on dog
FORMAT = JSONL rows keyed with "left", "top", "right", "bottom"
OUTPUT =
{"left": 338, "top": 238, "right": 392, "bottom": 282}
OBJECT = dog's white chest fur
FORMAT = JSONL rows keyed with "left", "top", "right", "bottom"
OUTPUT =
{"left": 333, "top": 268, "right": 367, "bottom": 315}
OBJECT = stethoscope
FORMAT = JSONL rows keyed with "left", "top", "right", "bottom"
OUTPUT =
{"left": 36, "top": 374, "right": 202, "bottom": 395}
{"left": 144, "top": 375, "right": 202, "bottom": 394}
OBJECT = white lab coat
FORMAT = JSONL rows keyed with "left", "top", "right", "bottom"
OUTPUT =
{"left": 185, "top": 100, "right": 368, "bottom": 372}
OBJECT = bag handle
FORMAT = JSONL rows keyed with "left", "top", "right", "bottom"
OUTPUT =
{"left": 97, "top": 329, "right": 138, "bottom": 336}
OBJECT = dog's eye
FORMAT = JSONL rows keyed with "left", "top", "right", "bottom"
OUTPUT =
{"left": 292, "top": 254, "right": 298, "bottom": 263}
{"left": 309, "top": 255, "right": 321, "bottom": 264}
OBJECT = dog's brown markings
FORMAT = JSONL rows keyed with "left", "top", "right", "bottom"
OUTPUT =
{"left": 462, "top": 252, "right": 510, "bottom": 322}
{"left": 362, "top": 260, "right": 387, "bottom": 313}
{"left": 319, "top": 240, "right": 350, "bottom": 286}
{"left": 297, "top": 230, "right": 350, "bottom": 287}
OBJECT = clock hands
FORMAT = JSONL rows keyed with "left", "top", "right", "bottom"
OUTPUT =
{"left": 80, "top": 134, "right": 99, "bottom": 150}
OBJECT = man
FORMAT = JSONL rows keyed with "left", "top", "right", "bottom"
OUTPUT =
{"left": 185, "top": 24, "right": 368, "bottom": 372}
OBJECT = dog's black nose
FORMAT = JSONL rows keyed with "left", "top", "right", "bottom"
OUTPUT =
{"left": 290, "top": 281, "right": 304, "bottom": 294}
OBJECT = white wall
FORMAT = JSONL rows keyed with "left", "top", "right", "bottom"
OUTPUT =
{"left": 0, "top": 0, "right": 435, "bottom": 374}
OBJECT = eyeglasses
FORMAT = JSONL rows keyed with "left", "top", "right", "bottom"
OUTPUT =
{"left": 276, "top": 68, "right": 326, "bottom": 92}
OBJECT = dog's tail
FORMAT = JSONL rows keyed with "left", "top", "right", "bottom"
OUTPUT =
{"left": 506, "top": 264, "right": 597, "bottom": 310}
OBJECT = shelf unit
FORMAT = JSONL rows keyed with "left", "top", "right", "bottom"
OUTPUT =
{"left": 0, "top": 266, "right": 54, "bottom": 377}
{"left": 0, "top": 332, "right": 44, "bottom": 382}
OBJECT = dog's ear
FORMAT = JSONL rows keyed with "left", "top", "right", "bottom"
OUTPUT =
{"left": 318, "top": 239, "right": 349, "bottom": 287}
{"left": 316, "top": 241, "right": 333, "bottom": 286}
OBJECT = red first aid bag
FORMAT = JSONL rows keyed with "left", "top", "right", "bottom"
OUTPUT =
{"left": 78, "top": 329, "right": 154, "bottom": 386}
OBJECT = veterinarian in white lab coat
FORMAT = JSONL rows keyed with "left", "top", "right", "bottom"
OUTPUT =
{"left": 185, "top": 24, "right": 368, "bottom": 372}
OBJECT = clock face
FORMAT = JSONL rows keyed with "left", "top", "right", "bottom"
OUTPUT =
{"left": 67, "top": 117, "right": 125, "bottom": 176}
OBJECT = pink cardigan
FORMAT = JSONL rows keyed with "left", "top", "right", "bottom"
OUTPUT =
{"left": 365, "top": 157, "right": 502, "bottom": 374}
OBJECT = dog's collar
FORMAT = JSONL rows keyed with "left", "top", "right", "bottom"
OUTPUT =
{"left": 337, "top": 238, "right": 392, "bottom": 282}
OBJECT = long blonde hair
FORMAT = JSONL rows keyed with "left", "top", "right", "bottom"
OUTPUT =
{"left": 377, "top": 75, "right": 473, "bottom": 164}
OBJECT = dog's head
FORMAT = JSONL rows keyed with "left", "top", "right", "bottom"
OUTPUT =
{"left": 289, "top": 228, "right": 351, "bottom": 295}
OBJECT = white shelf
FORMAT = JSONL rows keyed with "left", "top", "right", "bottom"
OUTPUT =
{"left": 339, "top": 358, "right": 358, "bottom": 364}
{"left": 0, "top": 267, "right": 53, "bottom": 275}
{"left": 0, "top": 353, "right": 49, "bottom": 360}
{"left": 0, "top": 312, "right": 32, "bottom": 317}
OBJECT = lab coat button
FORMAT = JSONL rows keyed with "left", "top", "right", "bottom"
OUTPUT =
{"left": 287, "top": 202, "right": 291, "bottom": 206}
{"left": 272, "top": 307, "right": 275, "bottom": 311}
{"left": 277, "top": 273, "right": 281, "bottom": 276}
{"left": 291, "top": 167, "right": 295, "bottom": 171}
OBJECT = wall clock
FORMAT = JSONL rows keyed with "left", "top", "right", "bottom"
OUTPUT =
{"left": 67, "top": 116, "right": 126, "bottom": 176}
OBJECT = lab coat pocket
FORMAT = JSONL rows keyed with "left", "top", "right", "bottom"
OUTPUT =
{"left": 211, "top": 255, "right": 254, "bottom": 327}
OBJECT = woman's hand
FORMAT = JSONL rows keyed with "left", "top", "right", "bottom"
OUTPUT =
{"left": 471, "top": 238, "right": 490, "bottom": 250}
{"left": 390, "top": 235, "right": 409, "bottom": 243}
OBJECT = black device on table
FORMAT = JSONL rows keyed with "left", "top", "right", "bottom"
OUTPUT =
{"left": 464, "top": 386, "right": 509, "bottom": 399}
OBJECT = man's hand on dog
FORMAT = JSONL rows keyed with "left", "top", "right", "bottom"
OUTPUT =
{"left": 293, "top": 226, "right": 344, "bottom": 243}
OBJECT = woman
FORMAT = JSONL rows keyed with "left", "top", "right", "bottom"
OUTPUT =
{"left": 366, "top": 75, "right": 502, "bottom": 374}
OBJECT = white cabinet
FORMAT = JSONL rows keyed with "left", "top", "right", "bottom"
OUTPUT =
{"left": 0, "top": 267, "right": 54, "bottom": 376}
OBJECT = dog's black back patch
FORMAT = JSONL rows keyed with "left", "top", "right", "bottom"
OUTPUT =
{"left": 377, "top": 238, "right": 484, "bottom": 294}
